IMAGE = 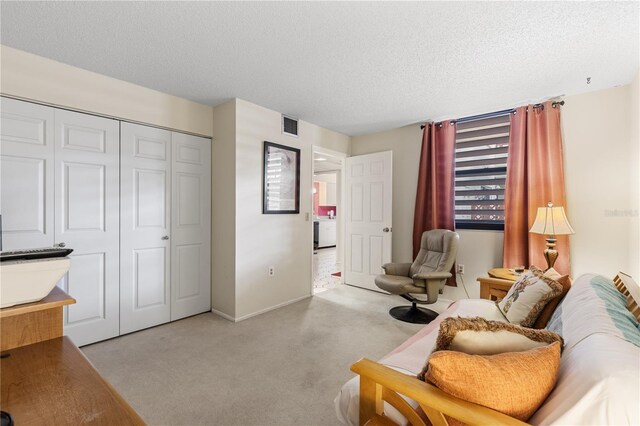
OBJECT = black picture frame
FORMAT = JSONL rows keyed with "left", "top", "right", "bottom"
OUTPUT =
{"left": 263, "top": 141, "right": 301, "bottom": 214}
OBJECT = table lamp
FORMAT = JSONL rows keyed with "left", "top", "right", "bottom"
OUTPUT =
{"left": 529, "top": 202, "right": 575, "bottom": 270}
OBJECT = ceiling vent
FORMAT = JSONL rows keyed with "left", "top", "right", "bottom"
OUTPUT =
{"left": 282, "top": 115, "right": 298, "bottom": 137}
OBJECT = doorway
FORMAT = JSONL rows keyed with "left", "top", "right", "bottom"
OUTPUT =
{"left": 312, "top": 149, "right": 345, "bottom": 294}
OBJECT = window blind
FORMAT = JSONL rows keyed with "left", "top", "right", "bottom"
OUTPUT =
{"left": 454, "top": 113, "right": 510, "bottom": 230}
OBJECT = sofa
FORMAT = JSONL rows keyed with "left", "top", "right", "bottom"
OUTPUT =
{"left": 335, "top": 273, "right": 640, "bottom": 425}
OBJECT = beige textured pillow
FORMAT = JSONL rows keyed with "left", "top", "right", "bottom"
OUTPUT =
{"left": 498, "top": 266, "right": 563, "bottom": 326}
{"left": 425, "top": 342, "right": 562, "bottom": 422}
{"left": 418, "top": 317, "right": 563, "bottom": 380}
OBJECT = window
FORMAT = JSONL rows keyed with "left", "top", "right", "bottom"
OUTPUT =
{"left": 454, "top": 112, "right": 510, "bottom": 230}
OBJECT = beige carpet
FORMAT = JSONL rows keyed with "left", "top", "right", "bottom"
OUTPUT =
{"left": 82, "top": 285, "right": 451, "bottom": 425}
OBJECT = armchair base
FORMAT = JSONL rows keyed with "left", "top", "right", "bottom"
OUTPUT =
{"left": 389, "top": 302, "right": 438, "bottom": 324}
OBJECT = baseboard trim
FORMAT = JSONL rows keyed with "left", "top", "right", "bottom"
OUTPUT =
{"left": 211, "top": 294, "right": 311, "bottom": 322}
{"left": 211, "top": 308, "right": 236, "bottom": 322}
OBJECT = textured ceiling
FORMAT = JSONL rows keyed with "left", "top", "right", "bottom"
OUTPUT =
{"left": 1, "top": 1, "right": 638, "bottom": 136}
{"left": 314, "top": 152, "right": 342, "bottom": 173}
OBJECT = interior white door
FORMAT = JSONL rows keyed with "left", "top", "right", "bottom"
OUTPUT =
{"left": 0, "top": 98, "right": 55, "bottom": 250}
{"left": 170, "top": 132, "right": 211, "bottom": 320}
{"left": 344, "top": 151, "right": 392, "bottom": 292}
{"left": 54, "top": 109, "right": 120, "bottom": 346}
{"left": 120, "top": 123, "right": 171, "bottom": 334}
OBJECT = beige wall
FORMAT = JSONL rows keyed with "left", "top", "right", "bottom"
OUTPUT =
{"left": 0, "top": 45, "right": 213, "bottom": 136}
{"left": 213, "top": 98, "right": 350, "bottom": 321}
{"left": 211, "top": 99, "right": 237, "bottom": 318}
{"left": 352, "top": 82, "right": 639, "bottom": 300}
{"left": 562, "top": 84, "right": 636, "bottom": 279}
{"left": 629, "top": 70, "right": 640, "bottom": 280}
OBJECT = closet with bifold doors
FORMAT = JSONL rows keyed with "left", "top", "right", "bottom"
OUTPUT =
{"left": 0, "top": 98, "right": 121, "bottom": 346}
{"left": 0, "top": 97, "right": 211, "bottom": 346}
{"left": 120, "top": 123, "right": 211, "bottom": 334}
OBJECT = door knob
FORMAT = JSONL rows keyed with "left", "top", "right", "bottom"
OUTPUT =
{"left": 382, "top": 227, "right": 390, "bottom": 233}
{"left": 56, "top": 242, "right": 66, "bottom": 248}
{"left": 161, "top": 236, "right": 169, "bottom": 240}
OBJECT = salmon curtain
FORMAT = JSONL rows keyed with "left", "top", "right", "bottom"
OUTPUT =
{"left": 503, "top": 101, "right": 571, "bottom": 275}
{"left": 413, "top": 121, "right": 457, "bottom": 286}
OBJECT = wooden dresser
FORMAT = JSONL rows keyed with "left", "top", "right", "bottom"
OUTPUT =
{"left": 0, "top": 287, "right": 145, "bottom": 425}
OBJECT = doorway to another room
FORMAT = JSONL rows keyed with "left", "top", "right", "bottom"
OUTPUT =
{"left": 312, "top": 150, "right": 344, "bottom": 294}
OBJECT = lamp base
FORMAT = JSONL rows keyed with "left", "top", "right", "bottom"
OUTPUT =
{"left": 544, "top": 237, "right": 558, "bottom": 270}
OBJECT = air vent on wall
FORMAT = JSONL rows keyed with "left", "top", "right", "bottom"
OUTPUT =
{"left": 282, "top": 115, "right": 298, "bottom": 137}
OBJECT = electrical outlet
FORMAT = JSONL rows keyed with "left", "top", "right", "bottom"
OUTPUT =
{"left": 457, "top": 264, "right": 465, "bottom": 274}
{"left": 268, "top": 266, "right": 275, "bottom": 277}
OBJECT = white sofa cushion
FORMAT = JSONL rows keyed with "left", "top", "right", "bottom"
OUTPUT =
{"left": 529, "top": 333, "right": 639, "bottom": 425}
{"left": 530, "top": 274, "right": 640, "bottom": 425}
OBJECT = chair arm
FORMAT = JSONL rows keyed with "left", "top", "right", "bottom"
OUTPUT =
{"left": 351, "top": 358, "right": 528, "bottom": 426}
{"left": 381, "top": 263, "right": 412, "bottom": 277}
{"left": 412, "top": 271, "right": 452, "bottom": 280}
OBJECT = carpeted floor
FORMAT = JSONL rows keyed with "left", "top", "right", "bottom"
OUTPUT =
{"left": 82, "top": 285, "right": 452, "bottom": 425}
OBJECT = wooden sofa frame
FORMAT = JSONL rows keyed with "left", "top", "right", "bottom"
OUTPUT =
{"left": 351, "top": 273, "right": 640, "bottom": 426}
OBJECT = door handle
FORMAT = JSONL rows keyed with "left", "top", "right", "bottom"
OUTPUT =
{"left": 382, "top": 227, "right": 391, "bottom": 233}
{"left": 161, "top": 236, "right": 169, "bottom": 240}
{"left": 56, "top": 242, "right": 66, "bottom": 248}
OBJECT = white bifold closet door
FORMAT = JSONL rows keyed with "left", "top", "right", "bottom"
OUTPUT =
{"left": 170, "top": 132, "right": 211, "bottom": 320}
{"left": 120, "top": 124, "right": 211, "bottom": 330}
{"left": 1, "top": 97, "right": 210, "bottom": 344}
{"left": 0, "top": 98, "right": 55, "bottom": 250}
{"left": 1, "top": 99, "right": 120, "bottom": 347}
{"left": 120, "top": 123, "right": 172, "bottom": 334}
{"left": 54, "top": 109, "right": 121, "bottom": 346}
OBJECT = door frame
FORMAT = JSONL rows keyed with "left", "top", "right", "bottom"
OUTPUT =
{"left": 310, "top": 146, "right": 347, "bottom": 295}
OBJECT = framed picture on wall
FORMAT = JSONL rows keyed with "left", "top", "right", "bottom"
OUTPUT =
{"left": 263, "top": 141, "right": 300, "bottom": 214}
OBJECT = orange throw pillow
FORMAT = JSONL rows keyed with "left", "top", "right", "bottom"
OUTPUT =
{"left": 425, "top": 342, "right": 561, "bottom": 422}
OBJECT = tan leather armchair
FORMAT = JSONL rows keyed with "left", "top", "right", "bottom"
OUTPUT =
{"left": 375, "top": 229, "right": 459, "bottom": 323}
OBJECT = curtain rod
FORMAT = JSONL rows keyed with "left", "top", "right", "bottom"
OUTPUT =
{"left": 420, "top": 100, "right": 565, "bottom": 129}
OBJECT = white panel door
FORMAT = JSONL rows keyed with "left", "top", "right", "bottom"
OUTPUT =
{"left": 120, "top": 123, "right": 171, "bottom": 333}
{"left": 0, "top": 98, "right": 55, "bottom": 250}
{"left": 170, "top": 132, "right": 211, "bottom": 320}
{"left": 344, "top": 151, "right": 392, "bottom": 292}
{"left": 54, "top": 109, "right": 120, "bottom": 346}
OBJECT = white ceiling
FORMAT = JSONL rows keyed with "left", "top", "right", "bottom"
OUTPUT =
{"left": 1, "top": 2, "right": 638, "bottom": 136}
{"left": 314, "top": 152, "right": 342, "bottom": 173}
